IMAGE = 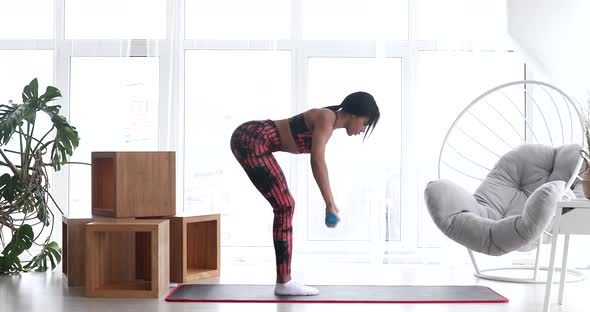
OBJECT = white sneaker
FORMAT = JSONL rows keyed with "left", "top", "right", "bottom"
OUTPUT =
{"left": 274, "top": 280, "right": 320, "bottom": 296}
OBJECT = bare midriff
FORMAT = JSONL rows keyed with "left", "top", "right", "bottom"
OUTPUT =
{"left": 272, "top": 118, "right": 303, "bottom": 154}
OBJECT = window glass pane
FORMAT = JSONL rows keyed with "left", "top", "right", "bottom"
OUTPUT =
{"left": 69, "top": 57, "right": 160, "bottom": 216}
{"left": 0, "top": 50, "right": 54, "bottom": 176}
{"left": 415, "top": 51, "right": 523, "bottom": 247}
{"left": 0, "top": 51, "right": 54, "bottom": 105}
{"left": 416, "top": 0, "right": 507, "bottom": 41}
{"left": 184, "top": 50, "right": 291, "bottom": 247}
{"left": 0, "top": 1, "right": 54, "bottom": 39}
{"left": 65, "top": 0, "right": 166, "bottom": 39}
{"left": 302, "top": 0, "right": 408, "bottom": 40}
{"left": 185, "top": 0, "right": 291, "bottom": 39}
{"left": 307, "top": 57, "right": 402, "bottom": 241}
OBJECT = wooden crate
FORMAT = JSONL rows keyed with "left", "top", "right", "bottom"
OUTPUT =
{"left": 62, "top": 215, "right": 135, "bottom": 286}
{"left": 62, "top": 216, "right": 94, "bottom": 286}
{"left": 91, "top": 151, "right": 175, "bottom": 218}
{"left": 167, "top": 214, "right": 220, "bottom": 282}
{"left": 85, "top": 219, "right": 169, "bottom": 298}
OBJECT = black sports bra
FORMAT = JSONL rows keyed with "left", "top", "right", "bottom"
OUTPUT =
{"left": 288, "top": 113, "right": 312, "bottom": 153}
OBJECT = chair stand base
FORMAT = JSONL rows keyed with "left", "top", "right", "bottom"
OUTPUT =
{"left": 474, "top": 266, "right": 585, "bottom": 284}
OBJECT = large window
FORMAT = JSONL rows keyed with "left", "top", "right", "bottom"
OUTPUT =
{"left": 415, "top": 0, "right": 507, "bottom": 40}
{"left": 0, "top": 0, "right": 529, "bottom": 261}
{"left": 184, "top": 50, "right": 291, "bottom": 246}
{"left": 68, "top": 57, "right": 160, "bottom": 216}
{"left": 302, "top": 0, "right": 408, "bottom": 40}
{"left": 185, "top": 0, "right": 291, "bottom": 39}
{"left": 0, "top": 51, "right": 54, "bottom": 103}
{"left": 0, "top": 1, "right": 54, "bottom": 39}
{"left": 306, "top": 57, "right": 402, "bottom": 243}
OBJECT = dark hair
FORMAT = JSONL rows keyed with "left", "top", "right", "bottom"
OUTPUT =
{"left": 324, "top": 91, "right": 380, "bottom": 139}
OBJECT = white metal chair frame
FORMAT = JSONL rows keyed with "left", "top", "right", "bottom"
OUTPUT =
{"left": 437, "top": 80, "right": 585, "bottom": 283}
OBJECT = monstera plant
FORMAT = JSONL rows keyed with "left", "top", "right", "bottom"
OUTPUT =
{"left": 0, "top": 78, "right": 79, "bottom": 273}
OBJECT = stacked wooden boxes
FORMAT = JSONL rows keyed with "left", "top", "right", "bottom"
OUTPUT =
{"left": 61, "top": 151, "right": 221, "bottom": 298}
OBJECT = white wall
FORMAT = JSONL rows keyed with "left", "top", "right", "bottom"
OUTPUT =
{"left": 507, "top": 0, "right": 590, "bottom": 97}
{"left": 508, "top": 0, "right": 590, "bottom": 269}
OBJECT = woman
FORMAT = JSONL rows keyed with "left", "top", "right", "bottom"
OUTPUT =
{"left": 230, "top": 91, "right": 380, "bottom": 296}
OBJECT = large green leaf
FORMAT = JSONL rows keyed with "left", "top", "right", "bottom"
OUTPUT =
{"left": 38, "top": 86, "right": 61, "bottom": 105}
{"left": 35, "top": 192, "right": 50, "bottom": 226}
{"left": 23, "top": 241, "right": 61, "bottom": 272}
{"left": 42, "top": 104, "right": 60, "bottom": 117}
{"left": 0, "top": 254, "right": 22, "bottom": 273}
{"left": 0, "top": 173, "right": 38, "bottom": 214}
{"left": 21, "top": 81, "right": 40, "bottom": 125}
{"left": 48, "top": 114, "right": 79, "bottom": 171}
{"left": 21, "top": 79, "right": 61, "bottom": 124}
{"left": 0, "top": 102, "right": 26, "bottom": 145}
{"left": 21, "top": 78, "right": 39, "bottom": 107}
{"left": 22, "top": 104, "right": 37, "bottom": 125}
{"left": 0, "top": 228, "right": 63, "bottom": 273}
{"left": 0, "top": 173, "right": 24, "bottom": 202}
{"left": 0, "top": 79, "right": 42, "bottom": 145}
{"left": 2, "top": 225, "right": 34, "bottom": 258}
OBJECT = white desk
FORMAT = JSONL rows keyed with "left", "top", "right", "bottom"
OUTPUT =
{"left": 543, "top": 199, "right": 590, "bottom": 312}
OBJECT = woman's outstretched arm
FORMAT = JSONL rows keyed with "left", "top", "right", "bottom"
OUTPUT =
{"left": 309, "top": 111, "right": 337, "bottom": 213}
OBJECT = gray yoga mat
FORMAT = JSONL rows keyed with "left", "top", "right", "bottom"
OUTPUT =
{"left": 166, "top": 284, "right": 508, "bottom": 303}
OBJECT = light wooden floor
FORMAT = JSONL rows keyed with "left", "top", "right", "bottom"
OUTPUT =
{"left": 1, "top": 251, "right": 588, "bottom": 312}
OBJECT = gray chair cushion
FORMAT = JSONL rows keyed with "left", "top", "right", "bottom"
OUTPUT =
{"left": 424, "top": 144, "right": 579, "bottom": 256}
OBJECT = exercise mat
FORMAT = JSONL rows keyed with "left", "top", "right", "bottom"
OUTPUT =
{"left": 166, "top": 284, "right": 508, "bottom": 303}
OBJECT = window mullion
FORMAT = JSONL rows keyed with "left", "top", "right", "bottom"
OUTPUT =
{"left": 399, "top": 0, "right": 419, "bottom": 250}
{"left": 301, "top": 40, "right": 408, "bottom": 58}
{"left": 0, "top": 40, "right": 54, "bottom": 50}
{"left": 53, "top": 0, "right": 70, "bottom": 217}
{"left": 292, "top": 0, "right": 307, "bottom": 241}
{"left": 164, "top": 0, "right": 184, "bottom": 215}
{"left": 183, "top": 39, "right": 294, "bottom": 50}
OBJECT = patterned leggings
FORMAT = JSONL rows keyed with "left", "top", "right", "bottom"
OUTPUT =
{"left": 230, "top": 120, "right": 294, "bottom": 278}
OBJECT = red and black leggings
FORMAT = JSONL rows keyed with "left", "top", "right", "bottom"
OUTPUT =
{"left": 230, "top": 120, "right": 294, "bottom": 278}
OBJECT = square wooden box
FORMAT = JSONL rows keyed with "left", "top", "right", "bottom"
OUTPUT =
{"left": 85, "top": 219, "right": 169, "bottom": 298}
{"left": 92, "top": 151, "right": 176, "bottom": 218}
{"left": 62, "top": 215, "right": 135, "bottom": 286}
{"left": 167, "top": 214, "right": 220, "bottom": 282}
{"left": 62, "top": 216, "right": 94, "bottom": 286}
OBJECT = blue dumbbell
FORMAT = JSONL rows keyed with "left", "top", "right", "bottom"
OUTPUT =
{"left": 325, "top": 212, "right": 340, "bottom": 227}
